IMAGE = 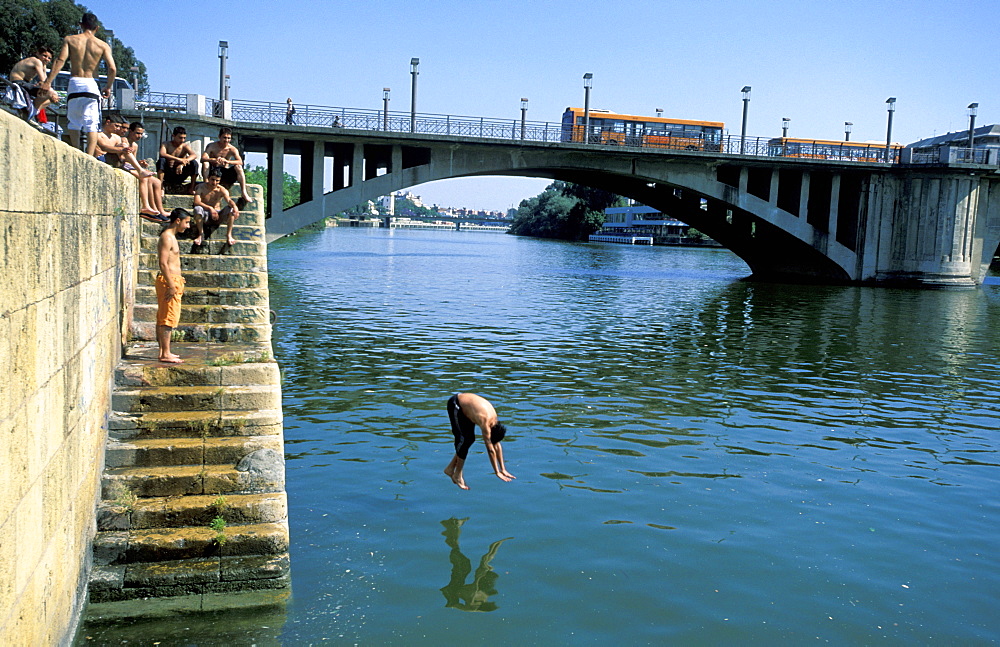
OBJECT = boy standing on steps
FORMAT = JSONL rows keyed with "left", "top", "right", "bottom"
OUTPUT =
{"left": 156, "top": 209, "right": 192, "bottom": 363}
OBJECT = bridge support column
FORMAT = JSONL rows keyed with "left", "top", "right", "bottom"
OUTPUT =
{"left": 352, "top": 145, "right": 364, "bottom": 188}
{"left": 268, "top": 138, "right": 285, "bottom": 218}
{"left": 828, "top": 175, "right": 841, "bottom": 241}
{"left": 311, "top": 141, "right": 325, "bottom": 203}
{"left": 798, "top": 172, "right": 811, "bottom": 221}
{"left": 768, "top": 170, "right": 779, "bottom": 206}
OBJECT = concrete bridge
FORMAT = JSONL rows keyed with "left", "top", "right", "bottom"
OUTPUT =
{"left": 125, "top": 98, "right": 1000, "bottom": 288}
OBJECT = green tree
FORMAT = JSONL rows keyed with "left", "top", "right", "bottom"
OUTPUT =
{"left": 0, "top": 0, "right": 148, "bottom": 94}
{"left": 245, "top": 166, "right": 302, "bottom": 210}
{"left": 508, "top": 184, "right": 578, "bottom": 239}
{"left": 508, "top": 181, "right": 624, "bottom": 241}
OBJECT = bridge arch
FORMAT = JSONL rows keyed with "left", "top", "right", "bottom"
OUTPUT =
{"left": 267, "top": 138, "right": 863, "bottom": 283}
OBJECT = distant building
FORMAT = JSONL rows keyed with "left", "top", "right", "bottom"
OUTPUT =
{"left": 379, "top": 194, "right": 395, "bottom": 216}
{"left": 904, "top": 124, "right": 1000, "bottom": 165}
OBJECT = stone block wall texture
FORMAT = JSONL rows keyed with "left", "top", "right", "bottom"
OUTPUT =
{"left": 0, "top": 111, "right": 140, "bottom": 646}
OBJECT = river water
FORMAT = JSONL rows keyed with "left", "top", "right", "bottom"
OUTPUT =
{"left": 79, "top": 228, "right": 1000, "bottom": 645}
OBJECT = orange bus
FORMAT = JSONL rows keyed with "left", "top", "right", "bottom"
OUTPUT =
{"left": 562, "top": 107, "right": 724, "bottom": 151}
{"left": 767, "top": 137, "right": 902, "bottom": 163}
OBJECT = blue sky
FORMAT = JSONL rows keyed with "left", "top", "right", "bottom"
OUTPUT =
{"left": 83, "top": 0, "right": 998, "bottom": 210}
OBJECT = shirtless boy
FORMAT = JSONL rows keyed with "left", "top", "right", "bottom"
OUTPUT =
{"left": 124, "top": 121, "right": 169, "bottom": 220}
{"left": 193, "top": 167, "right": 240, "bottom": 248}
{"left": 157, "top": 126, "right": 199, "bottom": 193}
{"left": 156, "top": 209, "right": 192, "bottom": 363}
{"left": 9, "top": 47, "right": 60, "bottom": 114}
{"left": 95, "top": 116, "right": 165, "bottom": 220}
{"left": 444, "top": 393, "right": 515, "bottom": 490}
{"left": 202, "top": 127, "right": 251, "bottom": 202}
{"left": 40, "top": 12, "right": 116, "bottom": 155}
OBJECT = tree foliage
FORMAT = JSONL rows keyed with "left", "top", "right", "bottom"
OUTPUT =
{"left": 508, "top": 181, "right": 624, "bottom": 241}
{"left": 1, "top": 0, "right": 149, "bottom": 94}
{"left": 245, "top": 166, "right": 301, "bottom": 211}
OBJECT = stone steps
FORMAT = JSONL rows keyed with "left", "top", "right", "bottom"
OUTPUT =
{"left": 103, "top": 463, "right": 282, "bottom": 498}
{"left": 109, "top": 409, "right": 283, "bottom": 441}
{"left": 99, "top": 492, "right": 287, "bottom": 531}
{"left": 134, "top": 302, "right": 269, "bottom": 325}
{"left": 138, "top": 253, "right": 265, "bottom": 272}
{"left": 137, "top": 268, "right": 268, "bottom": 289}
{"left": 112, "top": 384, "right": 281, "bottom": 413}
{"left": 135, "top": 285, "right": 270, "bottom": 306}
{"left": 139, "top": 235, "right": 265, "bottom": 257}
{"left": 105, "top": 435, "right": 284, "bottom": 469}
{"left": 91, "top": 185, "right": 289, "bottom": 603}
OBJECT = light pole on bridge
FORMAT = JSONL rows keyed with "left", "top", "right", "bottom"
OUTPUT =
{"left": 218, "top": 41, "right": 228, "bottom": 104}
{"left": 885, "top": 97, "right": 896, "bottom": 162}
{"left": 583, "top": 73, "right": 593, "bottom": 143}
{"left": 967, "top": 102, "right": 978, "bottom": 151}
{"left": 520, "top": 98, "right": 528, "bottom": 140}
{"left": 383, "top": 88, "right": 391, "bottom": 131}
{"left": 844, "top": 122, "right": 852, "bottom": 141}
{"left": 410, "top": 58, "right": 419, "bottom": 133}
{"left": 655, "top": 107, "right": 663, "bottom": 119}
{"left": 781, "top": 117, "right": 790, "bottom": 138}
{"left": 740, "top": 86, "right": 751, "bottom": 154}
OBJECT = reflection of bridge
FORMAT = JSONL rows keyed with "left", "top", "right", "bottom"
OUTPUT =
{"left": 125, "top": 94, "right": 1000, "bottom": 287}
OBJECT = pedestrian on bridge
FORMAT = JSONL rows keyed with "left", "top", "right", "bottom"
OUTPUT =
{"left": 444, "top": 393, "right": 515, "bottom": 490}
{"left": 285, "top": 97, "right": 295, "bottom": 125}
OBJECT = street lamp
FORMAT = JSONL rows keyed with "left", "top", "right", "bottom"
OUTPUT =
{"left": 409, "top": 58, "right": 419, "bottom": 133}
{"left": 383, "top": 88, "right": 390, "bottom": 131}
{"left": 130, "top": 65, "right": 139, "bottom": 96}
{"left": 224, "top": 74, "right": 230, "bottom": 101}
{"left": 520, "top": 97, "right": 528, "bottom": 140}
{"left": 781, "top": 117, "right": 790, "bottom": 138}
{"left": 885, "top": 97, "right": 896, "bottom": 162}
{"left": 583, "top": 72, "right": 593, "bottom": 143}
{"left": 844, "top": 121, "right": 852, "bottom": 141}
{"left": 218, "top": 41, "right": 228, "bottom": 103}
{"left": 968, "top": 102, "right": 979, "bottom": 150}
{"left": 740, "top": 86, "right": 751, "bottom": 154}
{"left": 655, "top": 107, "right": 663, "bottom": 119}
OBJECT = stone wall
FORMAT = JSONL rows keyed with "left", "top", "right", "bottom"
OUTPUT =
{"left": 0, "top": 111, "right": 140, "bottom": 645}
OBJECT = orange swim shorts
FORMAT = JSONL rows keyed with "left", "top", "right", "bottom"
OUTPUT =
{"left": 155, "top": 273, "right": 185, "bottom": 327}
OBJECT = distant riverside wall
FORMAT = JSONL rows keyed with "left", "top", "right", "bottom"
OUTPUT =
{"left": 0, "top": 111, "right": 140, "bottom": 645}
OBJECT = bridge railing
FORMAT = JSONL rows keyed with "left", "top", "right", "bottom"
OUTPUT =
{"left": 128, "top": 93, "right": 940, "bottom": 166}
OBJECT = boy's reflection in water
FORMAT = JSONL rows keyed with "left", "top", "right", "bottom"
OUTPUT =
{"left": 439, "top": 518, "right": 513, "bottom": 612}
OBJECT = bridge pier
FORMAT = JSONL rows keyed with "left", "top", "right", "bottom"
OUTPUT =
{"left": 864, "top": 171, "right": 1000, "bottom": 288}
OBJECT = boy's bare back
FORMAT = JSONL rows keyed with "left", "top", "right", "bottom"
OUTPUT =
{"left": 62, "top": 32, "right": 110, "bottom": 78}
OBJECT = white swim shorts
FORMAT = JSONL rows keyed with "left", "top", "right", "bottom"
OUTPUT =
{"left": 66, "top": 77, "right": 101, "bottom": 133}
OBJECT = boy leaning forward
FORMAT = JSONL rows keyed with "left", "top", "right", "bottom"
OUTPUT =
{"left": 156, "top": 209, "right": 192, "bottom": 363}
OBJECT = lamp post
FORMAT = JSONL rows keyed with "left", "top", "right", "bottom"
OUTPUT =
{"left": 781, "top": 117, "right": 790, "bottom": 138}
{"left": 224, "top": 74, "right": 230, "bottom": 101}
{"left": 967, "top": 102, "right": 979, "bottom": 150}
{"left": 583, "top": 72, "right": 593, "bottom": 143}
{"left": 409, "top": 58, "right": 419, "bottom": 133}
{"left": 844, "top": 122, "right": 852, "bottom": 141}
{"left": 130, "top": 65, "right": 139, "bottom": 96}
{"left": 218, "top": 41, "right": 228, "bottom": 104}
{"left": 740, "top": 86, "right": 751, "bottom": 154}
{"left": 383, "top": 88, "right": 390, "bottom": 131}
{"left": 655, "top": 107, "right": 663, "bottom": 119}
{"left": 520, "top": 98, "right": 528, "bottom": 140}
{"left": 885, "top": 97, "right": 896, "bottom": 162}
